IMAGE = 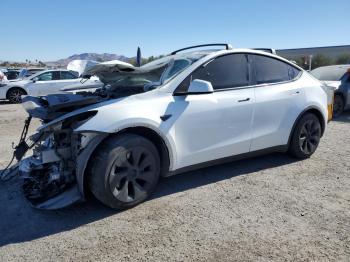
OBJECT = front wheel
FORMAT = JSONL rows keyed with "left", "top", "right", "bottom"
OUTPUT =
{"left": 88, "top": 134, "right": 160, "bottom": 210}
{"left": 7, "top": 88, "right": 26, "bottom": 103}
{"left": 289, "top": 113, "right": 322, "bottom": 159}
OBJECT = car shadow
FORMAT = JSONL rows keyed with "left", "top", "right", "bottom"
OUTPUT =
{"left": 0, "top": 100, "right": 11, "bottom": 105}
{"left": 332, "top": 111, "right": 350, "bottom": 123}
{"left": 0, "top": 152, "right": 297, "bottom": 247}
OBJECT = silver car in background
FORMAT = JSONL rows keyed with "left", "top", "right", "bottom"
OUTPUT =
{"left": 310, "top": 65, "right": 350, "bottom": 117}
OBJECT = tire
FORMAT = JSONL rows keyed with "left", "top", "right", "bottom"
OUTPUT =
{"left": 7, "top": 88, "right": 26, "bottom": 103}
{"left": 289, "top": 113, "right": 322, "bottom": 159}
{"left": 88, "top": 134, "right": 160, "bottom": 210}
{"left": 333, "top": 94, "right": 344, "bottom": 118}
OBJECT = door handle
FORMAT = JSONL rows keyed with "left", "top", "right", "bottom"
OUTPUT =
{"left": 238, "top": 98, "right": 250, "bottom": 102}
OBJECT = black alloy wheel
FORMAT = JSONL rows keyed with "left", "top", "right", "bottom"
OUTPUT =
{"left": 108, "top": 146, "right": 158, "bottom": 203}
{"left": 88, "top": 134, "right": 160, "bottom": 209}
{"left": 298, "top": 118, "right": 321, "bottom": 155}
{"left": 8, "top": 88, "right": 26, "bottom": 103}
{"left": 289, "top": 113, "right": 322, "bottom": 159}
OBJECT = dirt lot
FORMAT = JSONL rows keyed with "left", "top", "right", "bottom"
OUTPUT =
{"left": 0, "top": 102, "right": 349, "bottom": 261}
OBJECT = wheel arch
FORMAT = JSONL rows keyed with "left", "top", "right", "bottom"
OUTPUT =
{"left": 287, "top": 106, "right": 326, "bottom": 147}
{"left": 6, "top": 86, "right": 27, "bottom": 99}
{"left": 117, "top": 126, "right": 171, "bottom": 178}
{"left": 78, "top": 126, "right": 172, "bottom": 198}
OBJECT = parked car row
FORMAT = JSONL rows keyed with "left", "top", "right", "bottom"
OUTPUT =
{"left": 0, "top": 67, "right": 46, "bottom": 80}
{"left": 310, "top": 65, "right": 350, "bottom": 117}
{"left": 0, "top": 69, "right": 103, "bottom": 103}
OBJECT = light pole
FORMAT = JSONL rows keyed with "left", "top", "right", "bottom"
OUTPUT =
{"left": 309, "top": 55, "right": 313, "bottom": 71}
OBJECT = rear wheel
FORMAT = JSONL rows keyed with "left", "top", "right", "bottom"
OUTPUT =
{"left": 289, "top": 113, "right": 322, "bottom": 159}
{"left": 333, "top": 94, "right": 344, "bottom": 118}
{"left": 7, "top": 88, "right": 26, "bottom": 103}
{"left": 88, "top": 134, "right": 160, "bottom": 210}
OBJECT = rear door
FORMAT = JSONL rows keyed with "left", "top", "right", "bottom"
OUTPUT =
{"left": 171, "top": 53, "right": 255, "bottom": 169}
{"left": 249, "top": 54, "right": 302, "bottom": 151}
{"left": 51, "top": 71, "right": 80, "bottom": 93}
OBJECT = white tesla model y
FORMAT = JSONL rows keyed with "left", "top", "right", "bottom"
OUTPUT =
{"left": 17, "top": 44, "right": 331, "bottom": 209}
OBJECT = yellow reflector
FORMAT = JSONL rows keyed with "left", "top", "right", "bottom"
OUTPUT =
{"left": 328, "top": 103, "right": 333, "bottom": 121}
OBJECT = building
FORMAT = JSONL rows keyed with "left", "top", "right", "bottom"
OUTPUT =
{"left": 277, "top": 45, "right": 350, "bottom": 60}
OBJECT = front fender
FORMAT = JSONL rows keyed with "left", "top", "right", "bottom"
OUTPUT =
{"left": 75, "top": 117, "right": 177, "bottom": 171}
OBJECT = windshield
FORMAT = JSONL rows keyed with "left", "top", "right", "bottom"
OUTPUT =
{"left": 310, "top": 66, "right": 349, "bottom": 81}
{"left": 99, "top": 53, "right": 206, "bottom": 92}
{"left": 19, "top": 69, "right": 45, "bottom": 79}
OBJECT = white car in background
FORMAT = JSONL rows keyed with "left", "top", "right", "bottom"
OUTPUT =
{"left": 0, "top": 69, "right": 103, "bottom": 103}
{"left": 310, "top": 64, "right": 350, "bottom": 117}
{"left": 16, "top": 44, "right": 332, "bottom": 210}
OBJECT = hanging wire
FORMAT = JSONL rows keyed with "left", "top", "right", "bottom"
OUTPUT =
{"left": 0, "top": 116, "right": 32, "bottom": 181}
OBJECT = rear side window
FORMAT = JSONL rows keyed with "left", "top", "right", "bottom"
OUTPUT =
{"left": 252, "top": 55, "right": 300, "bottom": 84}
{"left": 60, "top": 71, "right": 78, "bottom": 80}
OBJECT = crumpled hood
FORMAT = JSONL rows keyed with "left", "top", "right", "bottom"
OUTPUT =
{"left": 83, "top": 59, "right": 169, "bottom": 85}
{"left": 21, "top": 93, "right": 104, "bottom": 123}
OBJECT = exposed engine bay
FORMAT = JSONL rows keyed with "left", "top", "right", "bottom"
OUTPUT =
{"left": 4, "top": 54, "right": 205, "bottom": 209}
{"left": 16, "top": 98, "right": 102, "bottom": 209}
{"left": 8, "top": 60, "right": 167, "bottom": 209}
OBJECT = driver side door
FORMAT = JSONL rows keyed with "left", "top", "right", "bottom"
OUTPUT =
{"left": 26, "top": 71, "right": 61, "bottom": 96}
{"left": 170, "top": 53, "right": 255, "bottom": 170}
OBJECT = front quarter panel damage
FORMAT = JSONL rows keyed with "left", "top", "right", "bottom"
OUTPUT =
{"left": 18, "top": 112, "right": 108, "bottom": 209}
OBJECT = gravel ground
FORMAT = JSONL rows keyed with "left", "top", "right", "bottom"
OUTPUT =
{"left": 0, "top": 102, "right": 349, "bottom": 261}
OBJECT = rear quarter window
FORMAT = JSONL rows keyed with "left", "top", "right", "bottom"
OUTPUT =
{"left": 252, "top": 55, "right": 300, "bottom": 85}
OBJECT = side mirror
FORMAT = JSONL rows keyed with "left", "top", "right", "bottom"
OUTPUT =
{"left": 32, "top": 77, "right": 39, "bottom": 83}
{"left": 187, "top": 79, "right": 214, "bottom": 94}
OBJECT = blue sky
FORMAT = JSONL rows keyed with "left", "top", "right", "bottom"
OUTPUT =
{"left": 1, "top": 0, "right": 349, "bottom": 61}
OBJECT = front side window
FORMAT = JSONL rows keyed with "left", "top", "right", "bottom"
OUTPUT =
{"left": 36, "top": 71, "right": 60, "bottom": 81}
{"left": 192, "top": 54, "right": 249, "bottom": 90}
{"left": 252, "top": 55, "right": 300, "bottom": 84}
{"left": 37, "top": 72, "right": 53, "bottom": 81}
{"left": 60, "top": 71, "right": 78, "bottom": 80}
{"left": 176, "top": 54, "right": 250, "bottom": 92}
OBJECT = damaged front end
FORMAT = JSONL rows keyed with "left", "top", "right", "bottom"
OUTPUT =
{"left": 16, "top": 95, "right": 106, "bottom": 209}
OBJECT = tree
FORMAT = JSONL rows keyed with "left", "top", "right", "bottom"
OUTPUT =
{"left": 335, "top": 54, "right": 350, "bottom": 64}
{"left": 311, "top": 54, "right": 333, "bottom": 69}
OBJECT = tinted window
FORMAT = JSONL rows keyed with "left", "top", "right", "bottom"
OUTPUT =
{"left": 191, "top": 54, "right": 249, "bottom": 90}
{"left": 37, "top": 72, "right": 53, "bottom": 81}
{"left": 60, "top": 71, "right": 78, "bottom": 80}
{"left": 37, "top": 71, "right": 60, "bottom": 81}
{"left": 344, "top": 73, "right": 350, "bottom": 83}
{"left": 252, "top": 55, "right": 300, "bottom": 84}
{"left": 166, "top": 59, "right": 191, "bottom": 81}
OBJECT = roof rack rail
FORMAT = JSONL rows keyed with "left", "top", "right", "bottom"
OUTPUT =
{"left": 252, "top": 48, "right": 276, "bottom": 55}
{"left": 171, "top": 44, "right": 233, "bottom": 55}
